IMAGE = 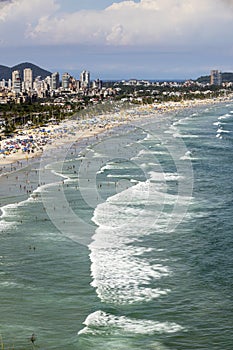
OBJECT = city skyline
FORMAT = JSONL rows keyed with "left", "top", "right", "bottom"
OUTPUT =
{"left": 0, "top": 0, "right": 233, "bottom": 80}
{"left": 0, "top": 64, "right": 107, "bottom": 102}
{"left": 1, "top": 62, "right": 226, "bottom": 85}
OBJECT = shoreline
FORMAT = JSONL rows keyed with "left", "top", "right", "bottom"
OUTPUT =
{"left": 0, "top": 96, "right": 232, "bottom": 211}
{"left": 1, "top": 98, "right": 232, "bottom": 350}
{"left": 1, "top": 96, "right": 232, "bottom": 169}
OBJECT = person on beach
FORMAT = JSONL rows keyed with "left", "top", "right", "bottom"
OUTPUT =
{"left": 30, "top": 333, "right": 36, "bottom": 344}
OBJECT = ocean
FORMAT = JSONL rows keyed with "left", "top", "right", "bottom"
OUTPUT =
{"left": 0, "top": 102, "right": 233, "bottom": 349}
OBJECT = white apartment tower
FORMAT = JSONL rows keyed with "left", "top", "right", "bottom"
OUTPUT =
{"left": 23, "top": 68, "right": 33, "bottom": 91}
{"left": 210, "top": 70, "right": 222, "bottom": 85}
{"left": 0, "top": 79, "right": 6, "bottom": 88}
{"left": 12, "top": 70, "right": 21, "bottom": 93}
{"left": 51, "top": 72, "right": 60, "bottom": 90}
{"left": 62, "top": 72, "right": 70, "bottom": 89}
{"left": 92, "top": 79, "right": 102, "bottom": 90}
{"left": 80, "top": 70, "right": 90, "bottom": 88}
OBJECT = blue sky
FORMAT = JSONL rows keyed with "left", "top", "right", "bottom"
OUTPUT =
{"left": 58, "top": 0, "right": 140, "bottom": 12}
{"left": 0, "top": 0, "right": 233, "bottom": 80}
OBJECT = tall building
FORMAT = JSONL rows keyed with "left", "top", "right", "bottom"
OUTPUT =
{"left": 0, "top": 79, "right": 6, "bottom": 88}
{"left": 62, "top": 72, "right": 70, "bottom": 89}
{"left": 33, "top": 76, "right": 49, "bottom": 97}
{"left": 51, "top": 72, "right": 60, "bottom": 90}
{"left": 92, "top": 79, "right": 102, "bottom": 90}
{"left": 33, "top": 76, "right": 42, "bottom": 92}
{"left": 45, "top": 75, "right": 51, "bottom": 91}
{"left": 210, "top": 70, "right": 222, "bottom": 85}
{"left": 23, "top": 68, "right": 33, "bottom": 91}
{"left": 80, "top": 70, "right": 90, "bottom": 88}
{"left": 12, "top": 70, "right": 21, "bottom": 93}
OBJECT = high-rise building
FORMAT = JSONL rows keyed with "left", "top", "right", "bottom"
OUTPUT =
{"left": 23, "top": 68, "right": 33, "bottom": 91}
{"left": 0, "top": 79, "right": 6, "bottom": 88}
{"left": 62, "top": 72, "right": 70, "bottom": 89}
{"left": 33, "top": 76, "right": 42, "bottom": 92}
{"left": 92, "top": 79, "right": 102, "bottom": 90}
{"left": 33, "top": 76, "right": 49, "bottom": 97}
{"left": 210, "top": 70, "right": 222, "bottom": 85}
{"left": 80, "top": 70, "right": 90, "bottom": 88}
{"left": 44, "top": 76, "right": 51, "bottom": 91}
{"left": 51, "top": 72, "right": 60, "bottom": 90}
{"left": 12, "top": 70, "right": 21, "bottom": 93}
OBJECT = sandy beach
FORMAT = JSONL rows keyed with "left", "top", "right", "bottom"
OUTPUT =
{"left": 1, "top": 94, "right": 231, "bottom": 215}
{"left": 1, "top": 96, "right": 232, "bottom": 170}
{"left": 1, "top": 95, "right": 233, "bottom": 349}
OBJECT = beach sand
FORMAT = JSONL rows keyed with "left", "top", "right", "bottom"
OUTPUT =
{"left": 0, "top": 96, "right": 232, "bottom": 207}
{"left": 1, "top": 96, "right": 231, "bottom": 169}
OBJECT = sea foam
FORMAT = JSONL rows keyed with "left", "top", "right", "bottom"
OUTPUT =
{"left": 78, "top": 310, "right": 184, "bottom": 336}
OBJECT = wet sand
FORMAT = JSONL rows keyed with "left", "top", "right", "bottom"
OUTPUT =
{"left": 2, "top": 97, "right": 231, "bottom": 168}
{"left": 1, "top": 96, "right": 232, "bottom": 209}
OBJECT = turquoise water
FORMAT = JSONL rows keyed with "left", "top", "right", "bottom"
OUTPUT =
{"left": 1, "top": 103, "right": 233, "bottom": 349}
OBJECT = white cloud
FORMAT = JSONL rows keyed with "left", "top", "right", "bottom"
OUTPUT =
{"left": 0, "top": 0, "right": 233, "bottom": 50}
{"left": 0, "top": 0, "right": 59, "bottom": 45}
{"left": 0, "top": 0, "right": 58, "bottom": 21}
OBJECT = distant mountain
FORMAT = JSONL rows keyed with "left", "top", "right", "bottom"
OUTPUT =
{"left": 0, "top": 64, "right": 11, "bottom": 81}
{"left": 196, "top": 72, "right": 233, "bottom": 84}
{"left": 0, "top": 62, "right": 52, "bottom": 81}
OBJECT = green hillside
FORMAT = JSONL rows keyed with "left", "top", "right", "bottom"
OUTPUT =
{"left": 197, "top": 72, "right": 233, "bottom": 84}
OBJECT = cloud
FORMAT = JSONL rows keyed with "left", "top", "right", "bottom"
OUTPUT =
{"left": 0, "top": 0, "right": 59, "bottom": 45}
{"left": 0, "top": 0, "right": 11, "bottom": 10}
{"left": 30, "top": 0, "right": 233, "bottom": 47}
{"left": 0, "top": 0, "right": 233, "bottom": 51}
{"left": 222, "top": 0, "right": 233, "bottom": 6}
{"left": 0, "top": 0, "right": 58, "bottom": 21}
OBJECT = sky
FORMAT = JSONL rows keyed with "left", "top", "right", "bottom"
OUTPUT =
{"left": 0, "top": 0, "right": 233, "bottom": 80}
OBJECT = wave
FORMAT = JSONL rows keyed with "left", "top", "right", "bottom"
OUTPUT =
{"left": 172, "top": 113, "right": 197, "bottom": 126}
{"left": 216, "top": 133, "right": 223, "bottom": 139}
{"left": 90, "top": 189, "right": 170, "bottom": 304}
{"left": 165, "top": 127, "right": 199, "bottom": 139}
{"left": 218, "top": 113, "right": 232, "bottom": 120}
{"left": 78, "top": 310, "right": 184, "bottom": 336}
{"left": 216, "top": 128, "right": 231, "bottom": 134}
{"left": 0, "top": 193, "right": 43, "bottom": 231}
{"left": 0, "top": 218, "right": 17, "bottom": 232}
{"left": 89, "top": 235, "right": 171, "bottom": 304}
{"left": 131, "top": 150, "right": 168, "bottom": 162}
{"left": 1, "top": 202, "right": 21, "bottom": 218}
{"left": 0, "top": 280, "right": 39, "bottom": 291}
{"left": 149, "top": 171, "right": 183, "bottom": 182}
{"left": 0, "top": 162, "right": 68, "bottom": 231}
{"left": 173, "top": 132, "right": 199, "bottom": 139}
{"left": 180, "top": 150, "right": 199, "bottom": 161}
{"left": 99, "top": 162, "right": 139, "bottom": 173}
{"left": 106, "top": 174, "right": 142, "bottom": 179}
{"left": 89, "top": 167, "right": 192, "bottom": 306}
